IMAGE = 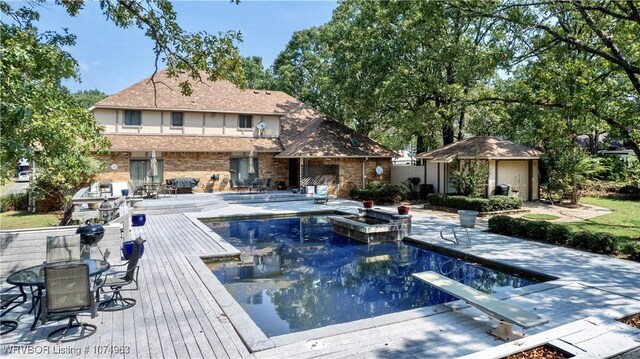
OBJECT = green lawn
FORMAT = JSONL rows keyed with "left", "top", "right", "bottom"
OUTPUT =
{"left": 522, "top": 213, "right": 559, "bottom": 221}
{"left": 566, "top": 197, "right": 640, "bottom": 245}
{"left": 0, "top": 211, "right": 59, "bottom": 230}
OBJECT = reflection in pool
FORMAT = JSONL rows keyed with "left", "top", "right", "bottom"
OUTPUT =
{"left": 206, "top": 216, "right": 538, "bottom": 337}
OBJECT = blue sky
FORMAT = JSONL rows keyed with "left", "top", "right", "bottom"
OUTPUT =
{"left": 32, "top": 1, "right": 337, "bottom": 94}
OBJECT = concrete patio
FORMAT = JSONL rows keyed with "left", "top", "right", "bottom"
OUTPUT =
{"left": 1, "top": 195, "right": 639, "bottom": 358}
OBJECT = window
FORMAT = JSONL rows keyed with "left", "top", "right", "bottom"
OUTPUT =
{"left": 171, "top": 112, "right": 183, "bottom": 127}
{"left": 238, "top": 114, "right": 252, "bottom": 129}
{"left": 124, "top": 110, "right": 141, "bottom": 126}
{"left": 230, "top": 157, "right": 259, "bottom": 182}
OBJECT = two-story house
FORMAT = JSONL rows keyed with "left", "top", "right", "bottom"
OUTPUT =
{"left": 91, "top": 70, "right": 395, "bottom": 197}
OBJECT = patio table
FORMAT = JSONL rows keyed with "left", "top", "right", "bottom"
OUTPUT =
{"left": 6, "top": 259, "right": 110, "bottom": 330}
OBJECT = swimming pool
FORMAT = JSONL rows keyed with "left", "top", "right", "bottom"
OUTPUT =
{"left": 206, "top": 216, "right": 539, "bottom": 337}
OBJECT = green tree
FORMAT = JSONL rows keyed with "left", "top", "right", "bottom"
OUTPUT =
{"left": 271, "top": 1, "right": 509, "bottom": 151}
{"left": 72, "top": 89, "right": 108, "bottom": 109}
{"left": 1, "top": 0, "right": 244, "bottom": 209}
{"left": 458, "top": 0, "right": 640, "bottom": 158}
{"left": 240, "top": 56, "right": 275, "bottom": 90}
{"left": 451, "top": 157, "right": 490, "bottom": 197}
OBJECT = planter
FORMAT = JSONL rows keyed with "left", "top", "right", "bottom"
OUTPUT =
{"left": 122, "top": 240, "right": 145, "bottom": 260}
{"left": 362, "top": 200, "right": 374, "bottom": 208}
{"left": 132, "top": 214, "right": 146, "bottom": 227}
{"left": 121, "top": 189, "right": 129, "bottom": 196}
{"left": 458, "top": 210, "right": 479, "bottom": 228}
{"left": 397, "top": 206, "right": 410, "bottom": 215}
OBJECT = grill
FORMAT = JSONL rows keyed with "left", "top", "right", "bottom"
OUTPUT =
{"left": 76, "top": 222, "right": 105, "bottom": 259}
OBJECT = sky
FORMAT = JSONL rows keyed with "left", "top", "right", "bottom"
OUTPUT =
{"left": 31, "top": 1, "right": 338, "bottom": 94}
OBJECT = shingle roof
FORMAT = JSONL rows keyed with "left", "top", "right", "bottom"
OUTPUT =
{"left": 105, "top": 134, "right": 282, "bottom": 153}
{"left": 276, "top": 118, "right": 397, "bottom": 158}
{"left": 97, "top": 70, "right": 395, "bottom": 158}
{"left": 94, "top": 70, "right": 299, "bottom": 115}
{"left": 416, "top": 136, "right": 540, "bottom": 162}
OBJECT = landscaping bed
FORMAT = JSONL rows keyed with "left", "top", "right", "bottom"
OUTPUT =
{"left": 426, "top": 193, "right": 523, "bottom": 213}
{"left": 620, "top": 313, "right": 640, "bottom": 329}
{"left": 423, "top": 204, "right": 529, "bottom": 217}
{"left": 504, "top": 345, "right": 572, "bottom": 359}
{"left": 488, "top": 215, "right": 640, "bottom": 260}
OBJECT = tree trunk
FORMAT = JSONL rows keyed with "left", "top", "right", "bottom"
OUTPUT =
{"left": 442, "top": 120, "right": 455, "bottom": 145}
{"left": 457, "top": 106, "right": 466, "bottom": 141}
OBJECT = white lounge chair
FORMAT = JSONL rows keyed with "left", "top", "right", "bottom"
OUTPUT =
{"left": 314, "top": 185, "right": 328, "bottom": 204}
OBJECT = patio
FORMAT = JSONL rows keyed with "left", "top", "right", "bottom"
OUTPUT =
{"left": 1, "top": 196, "right": 639, "bottom": 358}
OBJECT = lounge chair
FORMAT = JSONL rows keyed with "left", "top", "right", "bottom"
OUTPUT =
{"left": 314, "top": 185, "right": 329, "bottom": 204}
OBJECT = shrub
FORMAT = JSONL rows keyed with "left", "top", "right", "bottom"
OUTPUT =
{"left": 488, "top": 216, "right": 571, "bottom": 245}
{"left": 618, "top": 185, "right": 640, "bottom": 200}
{"left": 0, "top": 193, "right": 28, "bottom": 212}
{"left": 349, "top": 182, "right": 409, "bottom": 204}
{"left": 570, "top": 231, "right": 619, "bottom": 254}
{"left": 622, "top": 242, "right": 640, "bottom": 261}
{"left": 488, "top": 215, "right": 527, "bottom": 236}
{"left": 545, "top": 224, "right": 573, "bottom": 245}
{"left": 451, "top": 157, "right": 490, "bottom": 197}
{"left": 427, "top": 194, "right": 522, "bottom": 212}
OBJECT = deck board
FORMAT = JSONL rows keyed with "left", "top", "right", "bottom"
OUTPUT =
{"left": 2, "top": 201, "right": 639, "bottom": 359}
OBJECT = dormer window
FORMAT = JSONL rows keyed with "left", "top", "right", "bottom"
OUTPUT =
{"left": 124, "top": 110, "right": 141, "bottom": 126}
{"left": 171, "top": 112, "right": 184, "bottom": 127}
{"left": 239, "top": 114, "right": 252, "bottom": 129}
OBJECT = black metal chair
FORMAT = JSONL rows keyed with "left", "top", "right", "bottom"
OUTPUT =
{"left": 41, "top": 263, "right": 97, "bottom": 343}
{"left": 1, "top": 286, "right": 28, "bottom": 335}
{"left": 46, "top": 235, "right": 81, "bottom": 263}
{"left": 95, "top": 237, "right": 145, "bottom": 311}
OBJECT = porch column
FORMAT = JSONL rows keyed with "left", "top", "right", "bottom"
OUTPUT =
{"left": 528, "top": 159, "right": 533, "bottom": 201}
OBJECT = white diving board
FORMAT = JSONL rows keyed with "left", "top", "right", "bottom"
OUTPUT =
{"left": 413, "top": 271, "right": 548, "bottom": 341}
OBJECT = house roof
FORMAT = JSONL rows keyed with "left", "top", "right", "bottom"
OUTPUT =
{"left": 97, "top": 71, "right": 395, "bottom": 158}
{"left": 416, "top": 136, "right": 541, "bottom": 162}
{"left": 276, "top": 118, "right": 397, "bottom": 158}
{"left": 105, "top": 134, "right": 283, "bottom": 153}
{"left": 93, "top": 70, "right": 299, "bottom": 115}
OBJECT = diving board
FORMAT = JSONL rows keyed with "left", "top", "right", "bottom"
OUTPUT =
{"left": 413, "top": 271, "right": 548, "bottom": 341}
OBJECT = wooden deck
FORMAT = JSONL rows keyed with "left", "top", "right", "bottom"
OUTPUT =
{"left": 2, "top": 201, "right": 640, "bottom": 358}
{"left": 1, "top": 213, "right": 249, "bottom": 359}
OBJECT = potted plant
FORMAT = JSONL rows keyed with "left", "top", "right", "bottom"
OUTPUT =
{"left": 122, "top": 240, "right": 145, "bottom": 260}
{"left": 132, "top": 214, "right": 146, "bottom": 227}
{"left": 458, "top": 210, "right": 479, "bottom": 228}
{"left": 362, "top": 199, "right": 374, "bottom": 208}
{"left": 397, "top": 205, "right": 410, "bottom": 215}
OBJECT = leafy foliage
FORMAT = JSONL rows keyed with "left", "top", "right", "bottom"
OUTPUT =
{"left": 72, "top": 89, "right": 108, "bottom": 109}
{"left": 488, "top": 216, "right": 619, "bottom": 255}
{"left": 450, "top": 157, "right": 490, "bottom": 197}
{"left": 0, "top": 193, "right": 28, "bottom": 213}
{"left": 427, "top": 194, "right": 522, "bottom": 212}
{"left": 541, "top": 144, "right": 601, "bottom": 205}
{"left": 349, "top": 182, "right": 409, "bottom": 204}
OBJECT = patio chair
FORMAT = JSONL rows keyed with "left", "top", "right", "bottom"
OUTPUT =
{"left": 264, "top": 178, "right": 272, "bottom": 192}
{"left": 1, "top": 286, "right": 28, "bottom": 335}
{"left": 46, "top": 235, "right": 81, "bottom": 263}
{"left": 95, "top": 236, "right": 145, "bottom": 311}
{"left": 314, "top": 185, "right": 329, "bottom": 204}
{"left": 161, "top": 183, "right": 177, "bottom": 198}
{"left": 41, "top": 262, "right": 97, "bottom": 343}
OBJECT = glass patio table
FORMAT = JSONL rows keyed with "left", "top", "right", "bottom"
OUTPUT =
{"left": 6, "top": 259, "right": 110, "bottom": 330}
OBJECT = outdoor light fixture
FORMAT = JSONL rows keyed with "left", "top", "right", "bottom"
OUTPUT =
{"left": 98, "top": 198, "right": 114, "bottom": 224}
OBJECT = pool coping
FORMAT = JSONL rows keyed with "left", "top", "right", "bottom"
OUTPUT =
{"left": 186, "top": 211, "right": 569, "bottom": 353}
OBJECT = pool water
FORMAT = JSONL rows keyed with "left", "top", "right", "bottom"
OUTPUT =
{"left": 206, "top": 216, "right": 538, "bottom": 337}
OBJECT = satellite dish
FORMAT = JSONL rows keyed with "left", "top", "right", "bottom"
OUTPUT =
{"left": 256, "top": 121, "right": 266, "bottom": 130}
{"left": 375, "top": 166, "right": 383, "bottom": 175}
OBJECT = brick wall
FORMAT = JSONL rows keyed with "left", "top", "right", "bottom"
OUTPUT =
{"left": 97, "top": 151, "right": 391, "bottom": 197}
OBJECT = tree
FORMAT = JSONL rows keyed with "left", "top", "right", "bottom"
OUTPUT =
{"left": 457, "top": 0, "right": 640, "bottom": 158}
{"left": 1, "top": 0, "right": 244, "bottom": 209}
{"left": 72, "top": 89, "right": 108, "bottom": 109}
{"left": 271, "top": 1, "right": 509, "bottom": 150}
{"left": 239, "top": 56, "right": 276, "bottom": 90}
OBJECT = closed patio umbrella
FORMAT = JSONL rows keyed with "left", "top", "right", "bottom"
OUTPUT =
{"left": 149, "top": 150, "right": 158, "bottom": 182}
{"left": 248, "top": 149, "right": 255, "bottom": 178}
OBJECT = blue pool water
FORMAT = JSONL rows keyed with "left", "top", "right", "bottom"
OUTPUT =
{"left": 206, "top": 216, "right": 538, "bottom": 337}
